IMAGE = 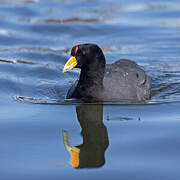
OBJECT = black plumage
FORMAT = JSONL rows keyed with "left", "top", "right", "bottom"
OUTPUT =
{"left": 63, "top": 44, "right": 151, "bottom": 101}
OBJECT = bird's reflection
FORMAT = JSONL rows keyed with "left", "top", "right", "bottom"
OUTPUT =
{"left": 63, "top": 104, "right": 109, "bottom": 169}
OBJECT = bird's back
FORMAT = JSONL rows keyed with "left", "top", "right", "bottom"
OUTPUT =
{"left": 103, "top": 59, "right": 151, "bottom": 101}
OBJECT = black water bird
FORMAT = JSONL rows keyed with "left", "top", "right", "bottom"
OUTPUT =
{"left": 63, "top": 44, "right": 151, "bottom": 101}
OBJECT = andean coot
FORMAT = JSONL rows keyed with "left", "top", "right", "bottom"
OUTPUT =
{"left": 63, "top": 44, "right": 151, "bottom": 101}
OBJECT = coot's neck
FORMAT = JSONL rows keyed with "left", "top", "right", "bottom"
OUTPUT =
{"left": 77, "top": 53, "right": 106, "bottom": 95}
{"left": 78, "top": 67, "right": 103, "bottom": 87}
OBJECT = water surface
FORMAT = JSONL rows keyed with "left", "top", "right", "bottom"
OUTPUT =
{"left": 0, "top": 0, "right": 180, "bottom": 179}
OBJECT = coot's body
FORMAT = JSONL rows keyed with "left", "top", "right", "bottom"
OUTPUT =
{"left": 63, "top": 44, "right": 151, "bottom": 101}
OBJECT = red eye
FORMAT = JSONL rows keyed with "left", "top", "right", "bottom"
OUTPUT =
{"left": 81, "top": 51, "right": 86, "bottom": 56}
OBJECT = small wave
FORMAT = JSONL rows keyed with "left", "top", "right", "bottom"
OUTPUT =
{"left": 13, "top": 96, "right": 56, "bottom": 104}
{"left": 0, "top": 0, "right": 38, "bottom": 6}
{"left": 41, "top": 18, "right": 101, "bottom": 24}
{"left": 0, "top": 58, "right": 37, "bottom": 65}
{"left": 0, "top": 46, "right": 69, "bottom": 54}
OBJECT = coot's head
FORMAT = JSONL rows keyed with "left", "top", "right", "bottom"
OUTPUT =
{"left": 63, "top": 44, "right": 105, "bottom": 73}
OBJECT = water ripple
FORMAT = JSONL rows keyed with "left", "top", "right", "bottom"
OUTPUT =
{"left": 0, "top": 0, "right": 180, "bottom": 105}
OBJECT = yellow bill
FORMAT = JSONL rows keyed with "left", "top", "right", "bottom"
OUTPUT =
{"left": 63, "top": 56, "right": 78, "bottom": 73}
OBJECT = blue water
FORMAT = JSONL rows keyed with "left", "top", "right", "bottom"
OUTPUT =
{"left": 0, "top": 0, "right": 180, "bottom": 179}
